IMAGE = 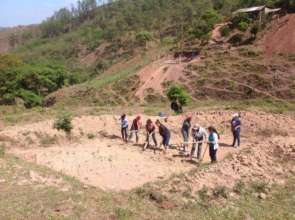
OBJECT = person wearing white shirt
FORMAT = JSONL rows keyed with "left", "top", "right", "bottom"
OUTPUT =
{"left": 190, "top": 124, "right": 208, "bottom": 160}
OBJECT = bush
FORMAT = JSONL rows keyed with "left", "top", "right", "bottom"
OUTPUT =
{"left": 18, "top": 89, "right": 42, "bottom": 108}
{"left": 189, "top": 9, "right": 220, "bottom": 39}
{"left": 0, "top": 59, "right": 71, "bottom": 108}
{"left": 167, "top": 85, "right": 190, "bottom": 106}
{"left": 135, "top": 31, "right": 153, "bottom": 47}
{"left": 238, "top": 21, "right": 249, "bottom": 32}
{"left": 53, "top": 112, "right": 73, "bottom": 135}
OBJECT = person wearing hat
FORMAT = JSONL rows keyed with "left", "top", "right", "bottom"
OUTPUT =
{"left": 129, "top": 116, "right": 142, "bottom": 144}
{"left": 190, "top": 124, "right": 208, "bottom": 160}
{"left": 231, "top": 113, "right": 241, "bottom": 148}
{"left": 181, "top": 116, "right": 192, "bottom": 152}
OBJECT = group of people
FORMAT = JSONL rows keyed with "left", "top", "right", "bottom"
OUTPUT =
{"left": 120, "top": 113, "right": 241, "bottom": 163}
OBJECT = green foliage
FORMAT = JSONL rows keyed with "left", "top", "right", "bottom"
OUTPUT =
{"left": 238, "top": 21, "right": 249, "bottom": 32}
{"left": 53, "top": 112, "right": 73, "bottom": 134}
{"left": 0, "top": 55, "right": 75, "bottom": 107}
{"left": 161, "top": 36, "right": 176, "bottom": 45}
{"left": 135, "top": 31, "right": 153, "bottom": 46}
{"left": 167, "top": 85, "right": 190, "bottom": 106}
{"left": 189, "top": 9, "right": 221, "bottom": 38}
{"left": 18, "top": 89, "right": 42, "bottom": 108}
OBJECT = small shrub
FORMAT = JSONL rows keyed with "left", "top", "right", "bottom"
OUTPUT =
{"left": 238, "top": 21, "right": 249, "bottom": 32}
{"left": 135, "top": 31, "right": 153, "bottom": 47}
{"left": 53, "top": 112, "right": 73, "bottom": 135}
{"left": 87, "top": 133, "right": 95, "bottom": 139}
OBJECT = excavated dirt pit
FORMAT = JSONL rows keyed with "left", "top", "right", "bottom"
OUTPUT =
{"left": 1, "top": 111, "right": 293, "bottom": 191}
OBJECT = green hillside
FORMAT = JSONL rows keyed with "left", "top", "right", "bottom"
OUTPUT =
{"left": 1, "top": 0, "right": 295, "bottom": 108}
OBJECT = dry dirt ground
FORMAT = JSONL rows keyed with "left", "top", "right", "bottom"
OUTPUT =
{"left": 0, "top": 110, "right": 294, "bottom": 193}
{"left": 263, "top": 13, "right": 295, "bottom": 56}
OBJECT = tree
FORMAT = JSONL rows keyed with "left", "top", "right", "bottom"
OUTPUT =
{"left": 167, "top": 85, "right": 190, "bottom": 106}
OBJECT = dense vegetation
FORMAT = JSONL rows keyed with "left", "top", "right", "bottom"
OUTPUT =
{"left": 0, "top": 54, "right": 78, "bottom": 107}
{"left": 2, "top": 0, "right": 295, "bottom": 108}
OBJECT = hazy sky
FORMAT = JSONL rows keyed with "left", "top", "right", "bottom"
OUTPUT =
{"left": 0, "top": 0, "right": 78, "bottom": 27}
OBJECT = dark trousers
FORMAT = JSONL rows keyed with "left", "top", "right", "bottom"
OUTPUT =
{"left": 232, "top": 129, "right": 240, "bottom": 147}
{"left": 146, "top": 132, "right": 157, "bottom": 146}
{"left": 182, "top": 129, "right": 189, "bottom": 150}
{"left": 209, "top": 144, "right": 217, "bottom": 163}
{"left": 129, "top": 130, "right": 139, "bottom": 143}
{"left": 162, "top": 133, "right": 170, "bottom": 149}
{"left": 121, "top": 127, "right": 128, "bottom": 142}
{"left": 191, "top": 137, "right": 203, "bottom": 159}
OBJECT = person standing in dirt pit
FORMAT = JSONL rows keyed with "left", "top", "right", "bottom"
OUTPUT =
{"left": 129, "top": 116, "right": 142, "bottom": 144}
{"left": 155, "top": 120, "right": 171, "bottom": 153}
{"left": 208, "top": 126, "right": 220, "bottom": 163}
{"left": 121, "top": 114, "right": 129, "bottom": 142}
{"left": 190, "top": 124, "right": 208, "bottom": 160}
{"left": 231, "top": 113, "right": 241, "bottom": 148}
{"left": 181, "top": 116, "right": 192, "bottom": 152}
{"left": 145, "top": 119, "right": 158, "bottom": 147}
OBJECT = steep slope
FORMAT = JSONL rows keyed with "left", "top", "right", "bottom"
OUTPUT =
{"left": 263, "top": 13, "right": 295, "bottom": 56}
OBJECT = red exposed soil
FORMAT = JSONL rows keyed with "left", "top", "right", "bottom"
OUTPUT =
{"left": 135, "top": 56, "right": 200, "bottom": 102}
{"left": 263, "top": 14, "right": 295, "bottom": 56}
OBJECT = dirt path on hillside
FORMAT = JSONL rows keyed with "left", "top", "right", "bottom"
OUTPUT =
{"left": 135, "top": 57, "right": 199, "bottom": 102}
{"left": 1, "top": 111, "right": 294, "bottom": 191}
{"left": 263, "top": 14, "right": 295, "bottom": 56}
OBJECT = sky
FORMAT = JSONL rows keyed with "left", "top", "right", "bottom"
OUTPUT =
{"left": 0, "top": 0, "right": 78, "bottom": 27}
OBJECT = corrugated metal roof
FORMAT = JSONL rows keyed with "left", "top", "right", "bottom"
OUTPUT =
{"left": 233, "top": 6, "right": 281, "bottom": 15}
{"left": 233, "top": 6, "right": 265, "bottom": 14}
